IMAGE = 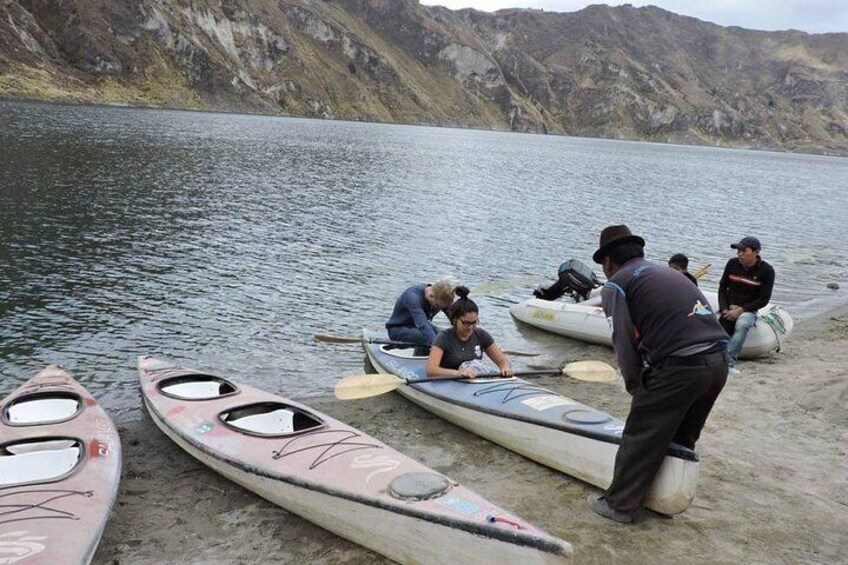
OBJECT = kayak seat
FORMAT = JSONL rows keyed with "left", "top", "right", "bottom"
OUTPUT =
{"left": 380, "top": 346, "right": 428, "bottom": 359}
{"left": 3, "top": 392, "right": 82, "bottom": 426}
{"left": 0, "top": 438, "right": 83, "bottom": 487}
{"left": 219, "top": 402, "right": 324, "bottom": 436}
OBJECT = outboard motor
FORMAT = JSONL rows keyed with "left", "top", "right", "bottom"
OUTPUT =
{"left": 533, "top": 259, "right": 602, "bottom": 302}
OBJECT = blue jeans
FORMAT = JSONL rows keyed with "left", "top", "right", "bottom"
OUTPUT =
{"left": 387, "top": 324, "right": 440, "bottom": 346}
{"left": 727, "top": 312, "right": 757, "bottom": 365}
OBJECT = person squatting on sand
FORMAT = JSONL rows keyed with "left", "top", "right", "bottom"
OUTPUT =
{"left": 426, "top": 287, "right": 513, "bottom": 379}
{"left": 385, "top": 281, "right": 459, "bottom": 347}
{"left": 588, "top": 225, "right": 729, "bottom": 523}
{"left": 718, "top": 236, "right": 775, "bottom": 373}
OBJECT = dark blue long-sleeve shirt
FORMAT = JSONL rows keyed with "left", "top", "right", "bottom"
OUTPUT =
{"left": 385, "top": 284, "right": 441, "bottom": 344}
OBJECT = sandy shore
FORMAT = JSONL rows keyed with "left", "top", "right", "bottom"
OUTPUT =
{"left": 94, "top": 308, "right": 848, "bottom": 564}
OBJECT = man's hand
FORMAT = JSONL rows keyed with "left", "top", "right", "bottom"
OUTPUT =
{"left": 458, "top": 367, "right": 478, "bottom": 379}
{"left": 722, "top": 305, "right": 744, "bottom": 321}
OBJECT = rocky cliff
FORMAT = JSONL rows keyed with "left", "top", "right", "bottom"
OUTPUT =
{"left": 1, "top": 0, "right": 846, "bottom": 155}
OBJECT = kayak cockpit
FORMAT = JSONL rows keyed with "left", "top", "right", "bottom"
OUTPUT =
{"left": 220, "top": 402, "right": 325, "bottom": 437}
{"left": 3, "top": 392, "right": 82, "bottom": 425}
{"left": 158, "top": 374, "right": 239, "bottom": 400}
{"left": 379, "top": 345, "right": 427, "bottom": 359}
{"left": 0, "top": 438, "right": 84, "bottom": 486}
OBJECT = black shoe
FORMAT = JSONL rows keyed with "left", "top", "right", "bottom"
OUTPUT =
{"left": 587, "top": 494, "right": 636, "bottom": 524}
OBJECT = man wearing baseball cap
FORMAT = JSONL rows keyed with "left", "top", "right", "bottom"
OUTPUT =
{"left": 718, "top": 236, "right": 775, "bottom": 374}
{"left": 587, "top": 225, "right": 728, "bottom": 523}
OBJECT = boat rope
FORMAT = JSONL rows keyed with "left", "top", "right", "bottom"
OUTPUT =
{"left": 144, "top": 367, "right": 186, "bottom": 382}
{"left": 272, "top": 429, "right": 383, "bottom": 470}
{"left": 759, "top": 307, "right": 787, "bottom": 352}
{"left": 486, "top": 513, "right": 525, "bottom": 529}
{"left": 472, "top": 381, "right": 551, "bottom": 403}
{"left": 22, "top": 380, "right": 74, "bottom": 393}
{"left": 0, "top": 489, "right": 91, "bottom": 525}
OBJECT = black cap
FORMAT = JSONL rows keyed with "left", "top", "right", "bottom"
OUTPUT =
{"left": 730, "top": 236, "right": 761, "bottom": 251}
{"left": 668, "top": 253, "right": 689, "bottom": 268}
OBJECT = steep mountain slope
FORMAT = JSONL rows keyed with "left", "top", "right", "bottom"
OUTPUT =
{"left": 1, "top": 0, "right": 846, "bottom": 154}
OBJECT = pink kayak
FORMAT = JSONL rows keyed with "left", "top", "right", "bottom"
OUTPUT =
{"left": 0, "top": 366, "right": 122, "bottom": 564}
{"left": 138, "top": 356, "right": 572, "bottom": 563}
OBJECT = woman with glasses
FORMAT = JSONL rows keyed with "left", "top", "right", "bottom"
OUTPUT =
{"left": 426, "top": 287, "right": 514, "bottom": 379}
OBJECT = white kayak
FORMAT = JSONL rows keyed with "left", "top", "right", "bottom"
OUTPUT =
{"left": 0, "top": 366, "right": 122, "bottom": 564}
{"left": 362, "top": 329, "right": 699, "bottom": 515}
{"left": 139, "top": 356, "right": 572, "bottom": 563}
{"left": 510, "top": 290, "right": 793, "bottom": 359}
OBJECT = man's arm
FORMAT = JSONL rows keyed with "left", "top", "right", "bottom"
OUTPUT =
{"left": 602, "top": 282, "right": 642, "bottom": 394}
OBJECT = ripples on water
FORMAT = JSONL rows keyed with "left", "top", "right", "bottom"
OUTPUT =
{"left": 1, "top": 100, "right": 846, "bottom": 418}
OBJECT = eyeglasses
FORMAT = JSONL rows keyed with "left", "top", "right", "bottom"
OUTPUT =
{"left": 458, "top": 318, "right": 479, "bottom": 327}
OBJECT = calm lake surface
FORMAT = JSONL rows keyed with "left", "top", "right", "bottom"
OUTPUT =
{"left": 2, "top": 100, "right": 847, "bottom": 420}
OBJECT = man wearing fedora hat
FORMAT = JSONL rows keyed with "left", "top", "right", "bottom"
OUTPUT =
{"left": 587, "top": 225, "right": 729, "bottom": 523}
{"left": 718, "top": 236, "right": 775, "bottom": 374}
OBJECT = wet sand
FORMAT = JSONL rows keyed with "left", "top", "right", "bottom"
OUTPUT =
{"left": 94, "top": 307, "right": 848, "bottom": 564}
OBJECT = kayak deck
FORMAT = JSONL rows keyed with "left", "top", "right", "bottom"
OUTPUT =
{"left": 139, "top": 356, "right": 572, "bottom": 563}
{"left": 0, "top": 366, "right": 122, "bottom": 565}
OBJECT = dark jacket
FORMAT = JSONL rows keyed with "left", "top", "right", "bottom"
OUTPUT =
{"left": 601, "top": 258, "right": 729, "bottom": 393}
{"left": 385, "top": 284, "right": 441, "bottom": 344}
{"left": 718, "top": 257, "right": 775, "bottom": 313}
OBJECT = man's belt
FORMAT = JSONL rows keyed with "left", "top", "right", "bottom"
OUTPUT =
{"left": 661, "top": 349, "right": 728, "bottom": 368}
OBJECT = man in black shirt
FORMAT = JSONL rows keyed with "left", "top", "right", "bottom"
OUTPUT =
{"left": 587, "top": 225, "right": 729, "bottom": 524}
{"left": 718, "top": 236, "right": 775, "bottom": 373}
{"left": 668, "top": 253, "right": 699, "bottom": 286}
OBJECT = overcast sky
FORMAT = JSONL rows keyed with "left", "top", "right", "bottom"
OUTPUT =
{"left": 418, "top": 1, "right": 848, "bottom": 34}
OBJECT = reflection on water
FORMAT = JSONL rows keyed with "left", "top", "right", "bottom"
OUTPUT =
{"left": 1, "top": 100, "right": 847, "bottom": 418}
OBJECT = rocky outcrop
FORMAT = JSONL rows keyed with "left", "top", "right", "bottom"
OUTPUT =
{"left": 1, "top": 0, "right": 846, "bottom": 155}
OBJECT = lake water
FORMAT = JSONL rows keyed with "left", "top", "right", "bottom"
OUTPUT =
{"left": 2, "top": 100, "right": 847, "bottom": 420}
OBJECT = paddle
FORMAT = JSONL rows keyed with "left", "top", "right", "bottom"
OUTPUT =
{"left": 313, "top": 334, "right": 541, "bottom": 357}
{"left": 334, "top": 360, "right": 617, "bottom": 400}
{"left": 483, "top": 295, "right": 520, "bottom": 305}
{"left": 692, "top": 263, "right": 711, "bottom": 280}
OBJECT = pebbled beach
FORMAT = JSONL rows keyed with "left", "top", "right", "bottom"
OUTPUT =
{"left": 94, "top": 307, "right": 848, "bottom": 564}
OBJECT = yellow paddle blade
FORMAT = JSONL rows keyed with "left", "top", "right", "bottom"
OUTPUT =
{"left": 334, "top": 373, "right": 406, "bottom": 400}
{"left": 562, "top": 361, "right": 618, "bottom": 382}
{"left": 692, "top": 263, "right": 711, "bottom": 280}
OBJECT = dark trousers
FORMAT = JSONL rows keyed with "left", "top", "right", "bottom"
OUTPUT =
{"left": 387, "top": 324, "right": 439, "bottom": 346}
{"left": 605, "top": 354, "right": 728, "bottom": 513}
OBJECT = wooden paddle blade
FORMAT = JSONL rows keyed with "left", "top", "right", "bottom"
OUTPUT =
{"left": 692, "top": 263, "right": 711, "bottom": 280}
{"left": 502, "top": 350, "right": 540, "bottom": 357}
{"left": 562, "top": 360, "right": 617, "bottom": 382}
{"left": 334, "top": 373, "right": 405, "bottom": 400}
{"left": 314, "top": 334, "right": 363, "bottom": 344}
